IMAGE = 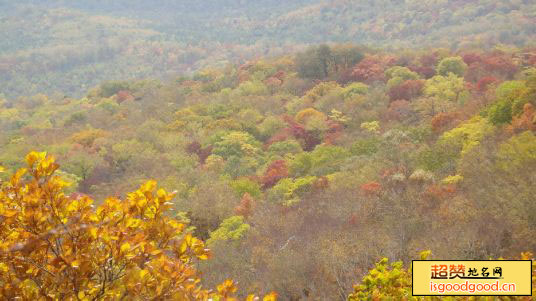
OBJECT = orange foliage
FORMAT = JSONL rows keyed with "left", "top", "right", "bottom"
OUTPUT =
{"left": 313, "top": 176, "right": 329, "bottom": 190}
{"left": 360, "top": 181, "right": 382, "bottom": 195}
{"left": 350, "top": 55, "right": 395, "bottom": 83}
{"left": 388, "top": 79, "right": 425, "bottom": 101}
{"left": 431, "top": 112, "right": 460, "bottom": 133}
{"left": 475, "top": 76, "right": 499, "bottom": 93}
{"left": 116, "top": 90, "right": 134, "bottom": 103}
{"left": 0, "top": 152, "right": 275, "bottom": 300}
{"left": 234, "top": 193, "right": 255, "bottom": 218}
{"left": 261, "top": 160, "right": 289, "bottom": 189}
{"left": 509, "top": 103, "right": 536, "bottom": 134}
{"left": 386, "top": 100, "right": 411, "bottom": 121}
{"left": 70, "top": 129, "right": 109, "bottom": 148}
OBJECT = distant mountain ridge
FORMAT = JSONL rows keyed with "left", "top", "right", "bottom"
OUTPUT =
{"left": 1, "top": 0, "right": 534, "bottom": 98}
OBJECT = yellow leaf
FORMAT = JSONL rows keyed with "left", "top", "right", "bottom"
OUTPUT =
{"left": 25, "top": 151, "right": 46, "bottom": 167}
{"left": 71, "top": 260, "right": 80, "bottom": 268}
{"left": 120, "top": 242, "right": 131, "bottom": 253}
{"left": 0, "top": 263, "right": 8, "bottom": 273}
{"left": 2, "top": 209, "right": 17, "bottom": 218}
{"left": 144, "top": 206, "right": 157, "bottom": 219}
{"left": 89, "top": 228, "right": 98, "bottom": 239}
{"left": 139, "top": 269, "right": 149, "bottom": 279}
{"left": 88, "top": 213, "right": 99, "bottom": 222}
{"left": 246, "top": 295, "right": 258, "bottom": 301}
{"left": 10, "top": 168, "right": 27, "bottom": 185}
{"left": 150, "top": 249, "right": 162, "bottom": 256}
{"left": 419, "top": 250, "right": 432, "bottom": 260}
{"left": 263, "top": 292, "right": 278, "bottom": 301}
{"left": 126, "top": 218, "right": 141, "bottom": 228}
{"left": 78, "top": 291, "right": 86, "bottom": 299}
{"left": 141, "top": 180, "right": 157, "bottom": 193}
{"left": 157, "top": 188, "right": 167, "bottom": 199}
{"left": 66, "top": 200, "right": 79, "bottom": 212}
{"left": 0, "top": 166, "right": 5, "bottom": 173}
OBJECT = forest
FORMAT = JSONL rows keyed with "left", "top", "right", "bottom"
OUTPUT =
{"left": 1, "top": 42, "right": 536, "bottom": 299}
{"left": 1, "top": 0, "right": 535, "bottom": 98}
{"left": 1, "top": 0, "right": 536, "bottom": 300}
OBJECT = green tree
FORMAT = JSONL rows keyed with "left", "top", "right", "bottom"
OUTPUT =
{"left": 208, "top": 216, "right": 250, "bottom": 244}
{"left": 436, "top": 56, "right": 467, "bottom": 77}
{"left": 296, "top": 44, "right": 334, "bottom": 79}
{"left": 497, "top": 131, "right": 536, "bottom": 172}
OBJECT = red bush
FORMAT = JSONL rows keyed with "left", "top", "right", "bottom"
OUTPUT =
{"left": 360, "top": 181, "right": 382, "bottom": 195}
{"left": 431, "top": 112, "right": 460, "bottom": 133}
{"left": 116, "top": 90, "right": 133, "bottom": 103}
{"left": 234, "top": 193, "right": 255, "bottom": 218}
{"left": 261, "top": 160, "right": 289, "bottom": 189}
{"left": 386, "top": 100, "right": 411, "bottom": 121}
{"left": 186, "top": 141, "right": 213, "bottom": 164}
{"left": 475, "top": 76, "right": 499, "bottom": 93}
{"left": 388, "top": 79, "right": 425, "bottom": 102}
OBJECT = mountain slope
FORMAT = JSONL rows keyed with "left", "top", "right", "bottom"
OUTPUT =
{"left": 1, "top": 0, "right": 535, "bottom": 98}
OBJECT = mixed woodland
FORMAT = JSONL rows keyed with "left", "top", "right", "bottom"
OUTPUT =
{"left": 1, "top": 42, "right": 536, "bottom": 299}
{"left": 2, "top": 0, "right": 536, "bottom": 299}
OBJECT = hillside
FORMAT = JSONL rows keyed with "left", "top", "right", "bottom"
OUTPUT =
{"left": 1, "top": 44, "right": 535, "bottom": 299}
{"left": 1, "top": 0, "right": 535, "bottom": 98}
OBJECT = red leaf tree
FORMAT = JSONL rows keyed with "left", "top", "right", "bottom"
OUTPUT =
{"left": 261, "top": 160, "right": 289, "bottom": 189}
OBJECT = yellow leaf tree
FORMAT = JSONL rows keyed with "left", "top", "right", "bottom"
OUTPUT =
{"left": 0, "top": 152, "right": 273, "bottom": 300}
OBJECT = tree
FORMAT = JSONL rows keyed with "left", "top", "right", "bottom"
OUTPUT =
{"left": 430, "top": 112, "right": 460, "bottom": 133}
{"left": 268, "top": 176, "right": 317, "bottom": 206}
{"left": 70, "top": 129, "right": 109, "bottom": 149}
{"left": 497, "top": 131, "right": 536, "bottom": 173}
{"left": 341, "top": 82, "right": 369, "bottom": 100}
{"left": 509, "top": 103, "right": 536, "bottom": 133}
{"left": 488, "top": 98, "right": 513, "bottom": 125}
{"left": 213, "top": 131, "right": 261, "bottom": 159}
{"left": 436, "top": 56, "right": 468, "bottom": 77}
{"left": 99, "top": 81, "right": 131, "bottom": 98}
{"left": 186, "top": 141, "right": 213, "bottom": 164}
{"left": 350, "top": 54, "right": 396, "bottom": 83}
{"left": 385, "top": 66, "right": 419, "bottom": 89}
{"left": 388, "top": 79, "right": 424, "bottom": 101}
{"left": 475, "top": 76, "right": 499, "bottom": 93}
{"left": 230, "top": 178, "right": 262, "bottom": 199}
{"left": 261, "top": 160, "right": 289, "bottom": 189}
{"left": 208, "top": 216, "right": 250, "bottom": 245}
{"left": 424, "top": 73, "right": 466, "bottom": 103}
{"left": 316, "top": 44, "right": 333, "bottom": 79}
{"left": 302, "top": 81, "right": 341, "bottom": 103}
{"left": 234, "top": 193, "right": 255, "bottom": 218}
{"left": 296, "top": 45, "right": 334, "bottom": 79}
{"left": 331, "top": 44, "right": 364, "bottom": 72}
{"left": 439, "top": 116, "right": 494, "bottom": 156}
{"left": 62, "top": 150, "right": 105, "bottom": 192}
{"left": 386, "top": 99, "right": 412, "bottom": 121}
{"left": 0, "top": 152, "right": 267, "bottom": 300}
{"left": 415, "top": 73, "right": 467, "bottom": 117}
{"left": 360, "top": 181, "right": 381, "bottom": 196}
{"left": 348, "top": 251, "right": 535, "bottom": 300}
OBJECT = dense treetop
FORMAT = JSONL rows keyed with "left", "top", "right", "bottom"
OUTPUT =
{"left": 1, "top": 43, "right": 535, "bottom": 299}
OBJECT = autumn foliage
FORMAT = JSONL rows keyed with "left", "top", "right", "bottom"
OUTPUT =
{"left": 388, "top": 79, "right": 424, "bottom": 101}
{"left": 261, "top": 160, "right": 289, "bottom": 189}
{"left": 0, "top": 152, "right": 274, "bottom": 300}
{"left": 348, "top": 251, "right": 536, "bottom": 300}
{"left": 234, "top": 193, "right": 255, "bottom": 218}
{"left": 360, "top": 181, "right": 382, "bottom": 196}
